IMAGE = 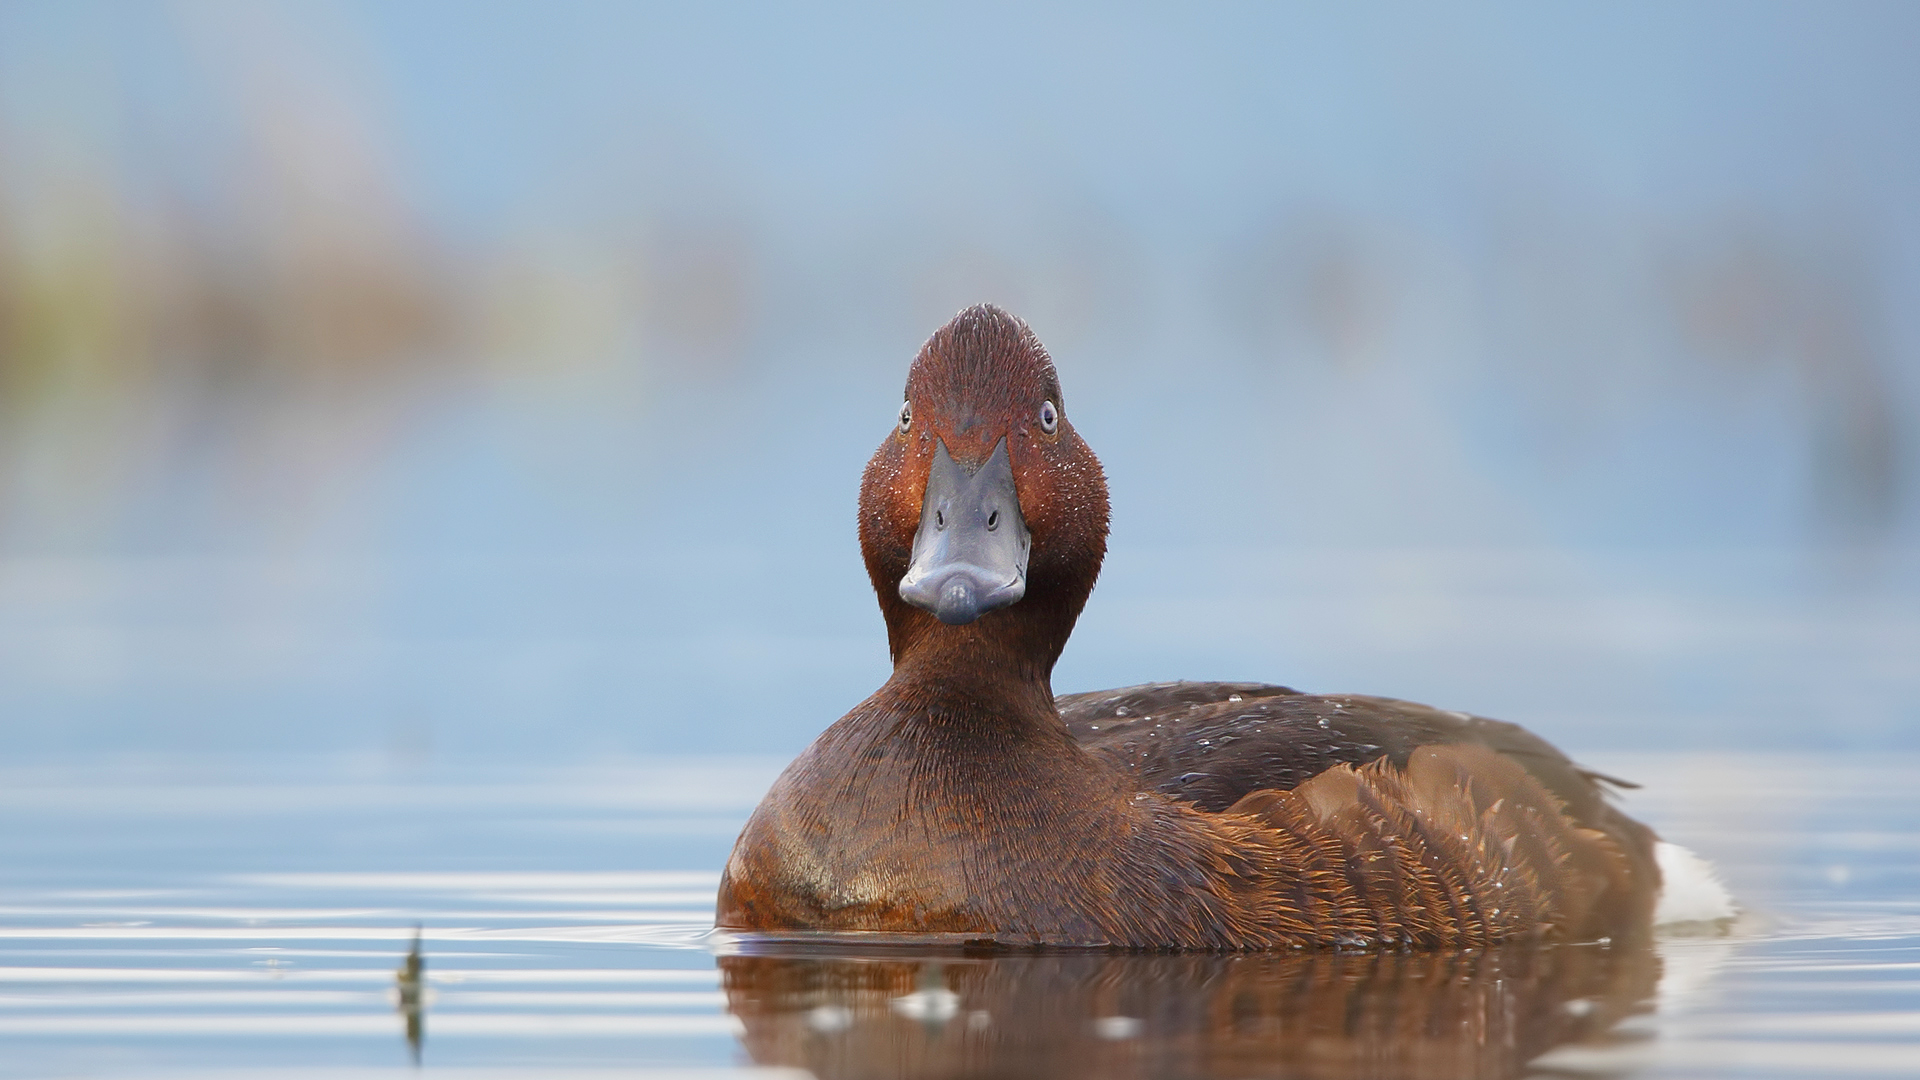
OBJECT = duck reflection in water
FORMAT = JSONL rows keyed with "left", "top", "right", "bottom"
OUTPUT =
{"left": 721, "top": 940, "right": 1658, "bottom": 1080}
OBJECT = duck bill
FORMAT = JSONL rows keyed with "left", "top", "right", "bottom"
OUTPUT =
{"left": 898, "top": 437, "right": 1030, "bottom": 625}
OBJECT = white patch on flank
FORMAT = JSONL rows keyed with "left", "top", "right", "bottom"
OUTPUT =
{"left": 1652, "top": 841, "right": 1736, "bottom": 925}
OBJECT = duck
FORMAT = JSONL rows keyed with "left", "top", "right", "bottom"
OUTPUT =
{"left": 716, "top": 303, "right": 1727, "bottom": 949}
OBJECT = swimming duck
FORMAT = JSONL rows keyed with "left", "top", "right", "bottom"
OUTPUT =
{"left": 718, "top": 304, "right": 1721, "bottom": 949}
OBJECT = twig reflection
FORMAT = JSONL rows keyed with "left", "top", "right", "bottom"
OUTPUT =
{"left": 395, "top": 926, "right": 425, "bottom": 1065}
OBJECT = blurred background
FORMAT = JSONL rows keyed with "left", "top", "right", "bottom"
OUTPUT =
{"left": 0, "top": 0, "right": 1914, "bottom": 771}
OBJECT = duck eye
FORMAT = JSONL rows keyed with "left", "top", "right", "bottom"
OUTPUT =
{"left": 1039, "top": 399, "right": 1058, "bottom": 435}
{"left": 898, "top": 401, "right": 912, "bottom": 433}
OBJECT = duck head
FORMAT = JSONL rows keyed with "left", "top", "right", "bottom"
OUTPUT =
{"left": 859, "top": 305, "right": 1110, "bottom": 684}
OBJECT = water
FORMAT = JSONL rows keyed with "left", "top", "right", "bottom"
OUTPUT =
{"left": 1, "top": 753, "right": 1915, "bottom": 1079}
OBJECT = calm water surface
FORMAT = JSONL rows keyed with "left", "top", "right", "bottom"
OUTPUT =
{"left": 1, "top": 753, "right": 1915, "bottom": 1079}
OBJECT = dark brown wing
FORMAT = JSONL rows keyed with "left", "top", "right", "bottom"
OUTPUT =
{"left": 1058, "top": 681, "right": 1475, "bottom": 812}
{"left": 1057, "top": 680, "right": 1658, "bottom": 911}
{"left": 1227, "top": 744, "right": 1654, "bottom": 943}
{"left": 1055, "top": 680, "right": 1304, "bottom": 729}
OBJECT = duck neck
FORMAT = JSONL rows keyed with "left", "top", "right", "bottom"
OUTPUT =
{"left": 870, "top": 511, "right": 1101, "bottom": 732}
{"left": 881, "top": 611, "right": 1069, "bottom": 732}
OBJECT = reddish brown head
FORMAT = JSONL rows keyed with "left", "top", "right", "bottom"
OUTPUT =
{"left": 858, "top": 306, "right": 1110, "bottom": 689}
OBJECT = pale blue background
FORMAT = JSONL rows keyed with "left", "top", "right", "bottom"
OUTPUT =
{"left": 0, "top": 1, "right": 1914, "bottom": 764}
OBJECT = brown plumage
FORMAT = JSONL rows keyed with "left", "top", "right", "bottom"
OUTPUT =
{"left": 717, "top": 304, "right": 1660, "bottom": 948}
